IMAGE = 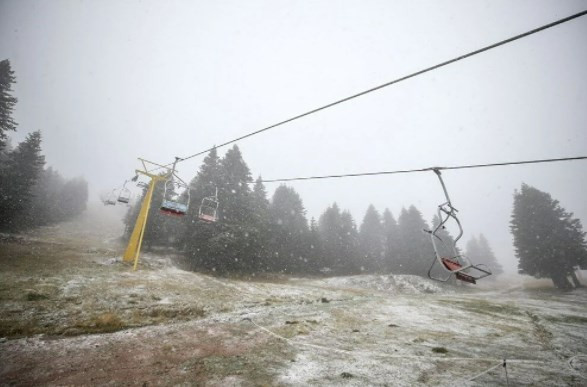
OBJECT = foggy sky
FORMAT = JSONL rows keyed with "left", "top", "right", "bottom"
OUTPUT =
{"left": 1, "top": 0, "right": 586, "bottom": 273}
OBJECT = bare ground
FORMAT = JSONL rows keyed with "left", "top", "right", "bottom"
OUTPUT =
{"left": 1, "top": 207, "right": 586, "bottom": 386}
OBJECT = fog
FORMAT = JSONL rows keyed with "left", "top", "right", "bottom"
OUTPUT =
{"left": 1, "top": 0, "right": 586, "bottom": 274}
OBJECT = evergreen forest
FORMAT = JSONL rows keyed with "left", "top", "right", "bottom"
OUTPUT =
{"left": 0, "top": 59, "right": 88, "bottom": 232}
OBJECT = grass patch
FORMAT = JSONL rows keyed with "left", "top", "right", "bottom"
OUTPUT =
{"left": 543, "top": 315, "right": 587, "bottom": 325}
{"left": 442, "top": 299, "right": 523, "bottom": 317}
{"left": 0, "top": 319, "right": 41, "bottom": 337}
{"left": 25, "top": 292, "right": 49, "bottom": 301}
{"left": 145, "top": 306, "right": 206, "bottom": 320}
{"left": 73, "top": 312, "right": 126, "bottom": 334}
{"left": 95, "top": 312, "right": 124, "bottom": 331}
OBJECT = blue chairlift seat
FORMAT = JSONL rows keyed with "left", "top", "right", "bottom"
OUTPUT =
{"left": 160, "top": 199, "right": 188, "bottom": 216}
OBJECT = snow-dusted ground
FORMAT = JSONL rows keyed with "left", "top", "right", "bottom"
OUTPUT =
{"left": 1, "top": 208, "right": 586, "bottom": 385}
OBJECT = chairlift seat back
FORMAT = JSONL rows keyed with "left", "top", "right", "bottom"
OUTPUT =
{"left": 441, "top": 258, "right": 476, "bottom": 284}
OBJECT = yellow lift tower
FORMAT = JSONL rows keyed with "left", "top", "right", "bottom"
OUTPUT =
{"left": 123, "top": 158, "right": 174, "bottom": 270}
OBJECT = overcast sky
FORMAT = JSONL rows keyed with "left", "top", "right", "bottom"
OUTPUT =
{"left": 1, "top": 0, "right": 586, "bottom": 273}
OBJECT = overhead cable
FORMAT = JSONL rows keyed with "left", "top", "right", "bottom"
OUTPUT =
{"left": 256, "top": 156, "right": 587, "bottom": 183}
{"left": 159, "top": 9, "right": 587, "bottom": 170}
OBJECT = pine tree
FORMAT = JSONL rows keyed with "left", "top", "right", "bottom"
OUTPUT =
{"left": 511, "top": 183, "right": 587, "bottom": 289}
{"left": 0, "top": 59, "right": 18, "bottom": 151}
{"left": 184, "top": 145, "right": 261, "bottom": 274}
{"left": 268, "top": 184, "right": 309, "bottom": 273}
{"left": 218, "top": 145, "right": 253, "bottom": 224}
{"left": 466, "top": 234, "right": 503, "bottom": 277}
{"left": 57, "top": 177, "right": 88, "bottom": 221}
{"left": 0, "top": 131, "right": 45, "bottom": 230}
{"left": 395, "top": 205, "right": 435, "bottom": 276}
{"left": 181, "top": 147, "right": 221, "bottom": 250}
{"left": 308, "top": 217, "right": 324, "bottom": 273}
{"left": 317, "top": 203, "right": 360, "bottom": 275}
{"left": 340, "top": 210, "right": 360, "bottom": 274}
{"left": 249, "top": 176, "right": 271, "bottom": 273}
{"left": 382, "top": 208, "right": 400, "bottom": 272}
{"left": 318, "top": 203, "right": 343, "bottom": 274}
{"left": 359, "top": 204, "right": 385, "bottom": 272}
{"left": 27, "top": 167, "right": 65, "bottom": 226}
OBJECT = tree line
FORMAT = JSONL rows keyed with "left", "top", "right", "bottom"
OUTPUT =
{"left": 124, "top": 145, "right": 503, "bottom": 279}
{"left": 0, "top": 59, "right": 88, "bottom": 232}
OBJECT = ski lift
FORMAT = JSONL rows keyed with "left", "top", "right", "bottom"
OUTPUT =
{"left": 198, "top": 187, "right": 219, "bottom": 222}
{"left": 426, "top": 169, "right": 492, "bottom": 284}
{"left": 160, "top": 158, "right": 190, "bottom": 216}
{"left": 103, "top": 189, "right": 117, "bottom": 206}
{"left": 117, "top": 180, "right": 132, "bottom": 204}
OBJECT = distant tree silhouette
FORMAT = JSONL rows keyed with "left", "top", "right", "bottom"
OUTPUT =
{"left": 466, "top": 234, "right": 503, "bottom": 277}
{"left": 0, "top": 61, "right": 88, "bottom": 232}
{"left": 382, "top": 209, "right": 400, "bottom": 272}
{"left": 394, "top": 205, "right": 434, "bottom": 276}
{"left": 0, "top": 131, "right": 45, "bottom": 230}
{"left": 359, "top": 204, "right": 384, "bottom": 272}
{"left": 268, "top": 184, "right": 309, "bottom": 273}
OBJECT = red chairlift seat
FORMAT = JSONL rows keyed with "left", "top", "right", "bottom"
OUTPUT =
{"left": 441, "top": 258, "right": 477, "bottom": 284}
{"left": 198, "top": 191, "right": 219, "bottom": 223}
{"left": 199, "top": 213, "right": 216, "bottom": 223}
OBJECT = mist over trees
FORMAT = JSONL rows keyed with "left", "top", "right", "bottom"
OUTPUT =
{"left": 511, "top": 183, "right": 587, "bottom": 289}
{"left": 0, "top": 59, "right": 88, "bottom": 232}
{"left": 124, "top": 146, "right": 504, "bottom": 279}
{"left": 466, "top": 234, "right": 504, "bottom": 277}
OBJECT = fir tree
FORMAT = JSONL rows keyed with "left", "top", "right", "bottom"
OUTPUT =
{"left": 340, "top": 210, "right": 360, "bottom": 274}
{"left": 249, "top": 176, "right": 271, "bottom": 272}
{"left": 382, "top": 208, "right": 400, "bottom": 272}
{"left": 318, "top": 203, "right": 343, "bottom": 274}
{"left": 57, "top": 177, "right": 88, "bottom": 221}
{"left": 181, "top": 147, "right": 221, "bottom": 250}
{"left": 0, "top": 131, "right": 45, "bottom": 230}
{"left": 511, "top": 183, "right": 587, "bottom": 289}
{"left": 359, "top": 204, "right": 385, "bottom": 272}
{"left": 218, "top": 145, "right": 253, "bottom": 224}
{"left": 268, "top": 184, "right": 309, "bottom": 273}
{"left": 0, "top": 59, "right": 18, "bottom": 151}
{"left": 308, "top": 217, "right": 324, "bottom": 273}
{"left": 185, "top": 145, "right": 261, "bottom": 274}
{"left": 466, "top": 234, "right": 503, "bottom": 277}
{"left": 395, "top": 205, "right": 435, "bottom": 276}
{"left": 317, "top": 203, "right": 360, "bottom": 275}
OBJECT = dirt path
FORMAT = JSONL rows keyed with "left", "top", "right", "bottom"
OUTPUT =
{"left": 1, "top": 208, "right": 586, "bottom": 385}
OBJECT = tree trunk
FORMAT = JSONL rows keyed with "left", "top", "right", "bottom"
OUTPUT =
{"left": 569, "top": 270, "right": 583, "bottom": 288}
{"left": 551, "top": 271, "right": 573, "bottom": 290}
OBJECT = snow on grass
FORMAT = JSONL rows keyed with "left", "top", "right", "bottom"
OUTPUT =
{"left": 1, "top": 214, "right": 586, "bottom": 385}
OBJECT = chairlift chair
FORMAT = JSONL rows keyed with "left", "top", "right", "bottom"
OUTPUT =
{"left": 159, "top": 158, "right": 190, "bottom": 216}
{"left": 426, "top": 169, "right": 492, "bottom": 284}
{"left": 117, "top": 181, "right": 132, "bottom": 204}
{"left": 103, "top": 189, "right": 117, "bottom": 206}
{"left": 198, "top": 187, "right": 219, "bottom": 223}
